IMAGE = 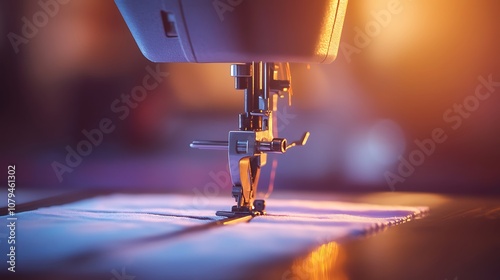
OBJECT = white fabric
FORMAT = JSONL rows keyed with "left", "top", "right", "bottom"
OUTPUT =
{"left": 1, "top": 194, "right": 427, "bottom": 279}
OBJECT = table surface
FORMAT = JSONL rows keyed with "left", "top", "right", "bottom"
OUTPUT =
{"left": 1, "top": 190, "right": 499, "bottom": 280}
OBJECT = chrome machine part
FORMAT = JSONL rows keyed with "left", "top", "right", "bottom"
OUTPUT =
{"left": 191, "top": 62, "right": 309, "bottom": 217}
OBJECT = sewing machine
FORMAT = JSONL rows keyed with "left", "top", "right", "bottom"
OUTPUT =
{"left": 115, "top": 0, "right": 348, "bottom": 217}
{"left": 4, "top": 2, "right": 500, "bottom": 279}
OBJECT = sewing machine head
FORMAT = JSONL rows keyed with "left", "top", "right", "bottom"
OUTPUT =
{"left": 115, "top": 0, "right": 348, "bottom": 217}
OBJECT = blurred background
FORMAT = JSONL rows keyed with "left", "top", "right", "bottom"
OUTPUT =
{"left": 0, "top": 0, "right": 499, "bottom": 195}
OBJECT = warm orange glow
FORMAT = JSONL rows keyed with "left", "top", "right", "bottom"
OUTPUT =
{"left": 286, "top": 242, "right": 347, "bottom": 280}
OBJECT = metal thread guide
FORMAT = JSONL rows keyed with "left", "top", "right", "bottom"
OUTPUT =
{"left": 190, "top": 62, "right": 309, "bottom": 217}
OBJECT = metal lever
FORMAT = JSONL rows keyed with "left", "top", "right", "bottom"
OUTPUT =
{"left": 286, "top": 132, "right": 310, "bottom": 150}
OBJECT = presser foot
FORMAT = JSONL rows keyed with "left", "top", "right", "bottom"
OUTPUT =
{"left": 215, "top": 199, "right": 266, "bottom": 217}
